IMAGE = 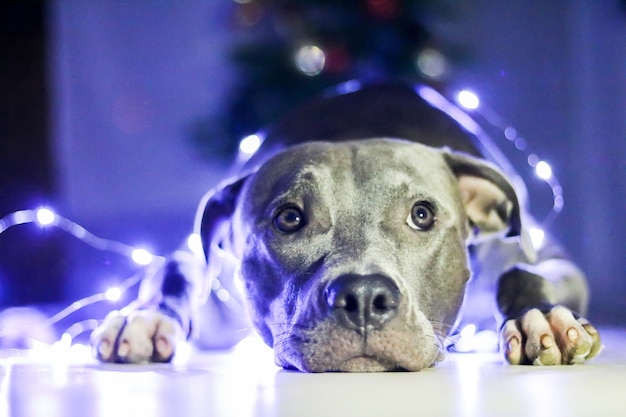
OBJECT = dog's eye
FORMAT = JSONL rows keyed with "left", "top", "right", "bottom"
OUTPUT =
{"left": 274, "top": 207, "right": 305, "bottom": 233}
{"left": 406, "top": 202, "right": 436, "bottom": 231}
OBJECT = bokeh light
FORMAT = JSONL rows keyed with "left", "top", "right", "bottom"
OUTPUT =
{"left": 295, "top": 45, "right": 326, "bottom": 76}
{"left": 416, "top": 48, "right": 447, "bottom": 79}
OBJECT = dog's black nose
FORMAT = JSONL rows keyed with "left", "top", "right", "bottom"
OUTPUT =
{"left": 325, "top": 274, "right": 400, "bottom": 333}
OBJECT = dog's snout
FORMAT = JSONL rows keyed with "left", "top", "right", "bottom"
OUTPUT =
{"left": 325, "top": 274, "right": 400, "bottom": 333}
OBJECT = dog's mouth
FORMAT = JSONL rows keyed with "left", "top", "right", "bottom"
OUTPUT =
{"left": 275, "top": 319, "right": 443, "bottom": 373}
{"left": 334, "top": 355, "right": 409, "bottom": 372}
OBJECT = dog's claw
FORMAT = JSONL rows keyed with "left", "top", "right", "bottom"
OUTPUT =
{"left": 98, "top": 339, "right": 113, "bottom": 361}
{"left": 581, "top": 322, "right": 602, "bottom": 360}
{"left": 153, "top": 334, "right": 175, "bottom": 362}
{"left": 567, "top": 327, "right": 578, "bottom": 342}
{"left": 540, "top": 334, "right": 554, "bottom": 348}
{"left": 501, "top": 320, "right": 523, "bottom": 365}
{"left": 117, "top": 340, "right": 130, "bottom": 357}
{"left": 508, "top": 336, "right": 519, "bottom": 352}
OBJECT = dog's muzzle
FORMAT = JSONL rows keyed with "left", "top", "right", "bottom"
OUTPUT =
{"left": 325, "top": 274, "right": 400, "bottom": 334}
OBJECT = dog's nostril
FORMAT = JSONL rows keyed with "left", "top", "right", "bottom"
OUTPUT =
{"left": 344, "top": 294, "right": 359, "bottom": 313}
{"left": 326, "top": 274, "right": 400, "bottom": 332}
{"left": 373, "top": 294, "right": 391, "bottom": 312}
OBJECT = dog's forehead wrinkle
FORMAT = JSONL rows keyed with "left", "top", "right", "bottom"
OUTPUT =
{"left": 264, "top": 165, "right": 327, "bottom": 204}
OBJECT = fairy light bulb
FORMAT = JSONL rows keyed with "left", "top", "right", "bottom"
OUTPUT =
{"left": 528, "top": 227, "right": 545, "bottom": 249}
{"left": 104, "top": 287, "right": 122, "bottom": 302}
{"left": 36, "top": 207, "right": 56, "bottom": 226}
{"left": 456, "top": 90, "right": 480, "bottom": 110}
{"left": 239, "top": 134, "right": 262, "bottom": 155}
{"left": 131, "top": 248, "right": 154, "bottom": 265}
{"left": 535, "top": 161, "right": 553, "bottom": 180}
{"left": 186, "top": 232, "right": 204, "bottom": 258}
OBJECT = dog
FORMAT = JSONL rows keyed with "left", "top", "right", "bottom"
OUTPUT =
{"left": 91, "top": 83, "right": 601, "bottom": 371}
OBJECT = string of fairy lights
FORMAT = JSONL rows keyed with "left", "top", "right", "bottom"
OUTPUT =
{"left": 0, "top": 208, "right": 203, "bottom": 353}
{"left": 0, "top": 86, "right": 563, "bottom": 356}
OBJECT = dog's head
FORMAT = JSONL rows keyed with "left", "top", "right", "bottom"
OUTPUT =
{"left": 199, "top": 139, "right": 521, "bottom": 372}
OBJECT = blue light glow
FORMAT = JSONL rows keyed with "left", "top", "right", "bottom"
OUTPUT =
{"left": 104, "top": 287, "right": 122, "bottom": 302}
{"left": 455, "top": 90, "right": 480, "bottom": 110}
{"left": 528, "top": 227, "right": 545, "bottom": 249}
{"left": 239, "top": 134, "right": 262, "bottom": 155}
{"left": 535, "top": 161, "right": 553, "bottom": 180}
{"left": 36, "top": 208, "right": 56, "bottom": 226}
{"left": 131, "top": 248, "right": 154, "bottom": 265}
{"left": 186, "top": 233, "right": 204, "bottom": 258}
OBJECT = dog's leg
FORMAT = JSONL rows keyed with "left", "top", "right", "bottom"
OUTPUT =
{"left": 91, "top": 251, "right": 203, "bottom": 363}
{"left": 194, "top": 250, "right": 251, "bottom": 349}
{"left": 496, "top": 259, "right": 601, "bottom": 365}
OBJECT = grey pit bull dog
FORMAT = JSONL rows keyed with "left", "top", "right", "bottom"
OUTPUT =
{"left": 91, "top": 83, "right": 601, "bottom": 372}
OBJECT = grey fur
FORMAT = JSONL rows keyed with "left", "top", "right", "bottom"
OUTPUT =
{"left": 208, "top": 139, "right": 526, "bottom": 371}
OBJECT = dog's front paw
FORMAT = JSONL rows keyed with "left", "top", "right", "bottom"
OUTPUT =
{"left": 91, "top": 309, "right": 184, "bottom": 364}
{"left": 500, "top": 306, "right": 601, "bottom": 365}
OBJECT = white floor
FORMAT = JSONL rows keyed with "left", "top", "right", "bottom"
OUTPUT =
{"left": 2, "top": 328, "right": 625, "bottom": 417}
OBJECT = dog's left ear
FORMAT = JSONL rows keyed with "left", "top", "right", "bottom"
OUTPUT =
{"left": 195, "top": 175, "right": 249, "bottom": 265}
{"left": 442, "top": 150, "right": 522, "bottom": 239}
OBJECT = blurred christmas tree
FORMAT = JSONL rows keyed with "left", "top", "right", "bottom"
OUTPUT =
{"left": 196, "top": 0, "right": 468, "bottom": 158}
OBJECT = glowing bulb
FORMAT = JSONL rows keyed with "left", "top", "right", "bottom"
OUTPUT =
{"left": 186, "top": 233, "right": 204, "bottom": 258}
{"left": 239, "top": 134, "right": 262, "bottom": 155}
{"left": 295, "top": 45, "right": 325, "bottom": 76}
{"left": 528, "top": 227, "right": 545, "bottom": 249}
{"left": 416, "top": 48, "right": 447, "bottom": 79}
{"left": 36, "top": 207, "right": 56, "bottom": 226}
{"left": 460, "top": 324, "right": 477, "bottom": 339}
{"left": 535, "top": 161, "right": 553, "bottom": 180}
{"left": 455, "top": 90, "right": 480, "bottom": 110}
{"left": 131, "top": 248, "right": 153, "bottom": 265}
{"left": 105, "top": 287, "right": 122, "bottom": 302}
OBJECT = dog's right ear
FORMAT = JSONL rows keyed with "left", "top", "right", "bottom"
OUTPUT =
{"left": 194, "top": 175, "right": 249, "bottom": 265}
{"left": 442, "top": 150, "right": 522, "bottom": 238}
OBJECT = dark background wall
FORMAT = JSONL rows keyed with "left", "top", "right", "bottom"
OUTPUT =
{"left": 0, "top": 2, "right": 66, "bottom": 305}
{"left": 1, "top": 1, "right": 624, "bottom": 324}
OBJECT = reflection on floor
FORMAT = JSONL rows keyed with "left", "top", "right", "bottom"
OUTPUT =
{"left": 2, "top": 328, "right": 626, "bottom": 417}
